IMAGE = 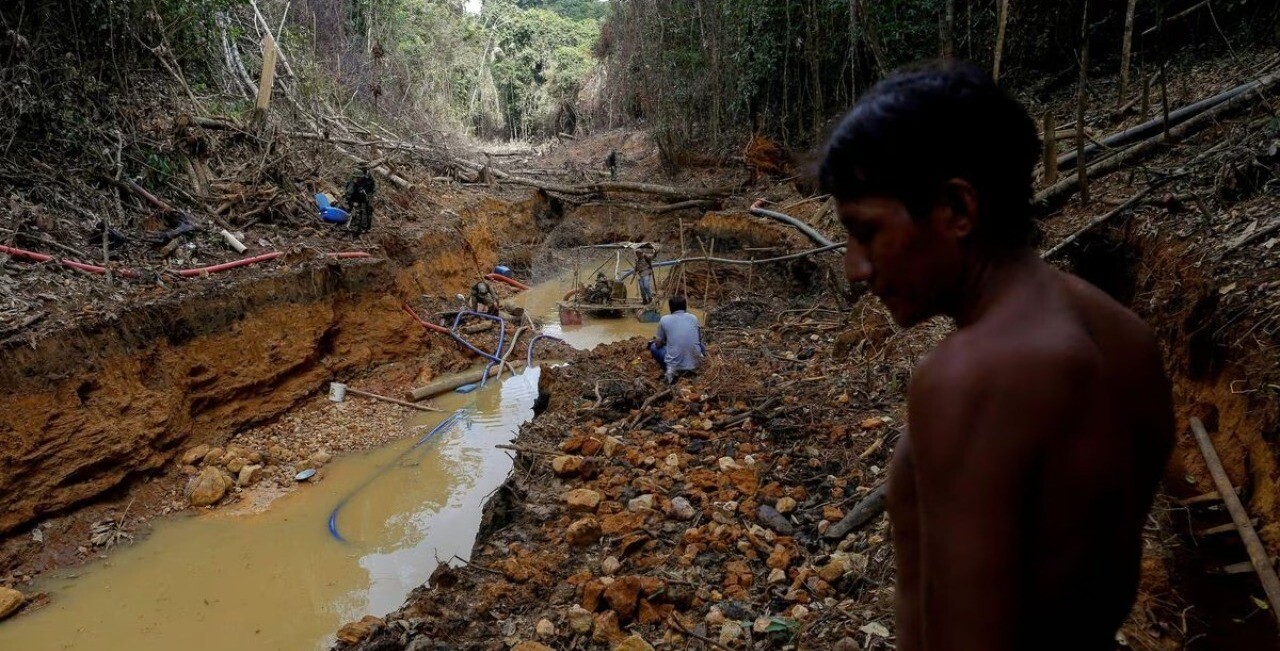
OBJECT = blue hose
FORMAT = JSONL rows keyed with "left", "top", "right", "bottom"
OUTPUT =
{"left": 526, "top": 334, "right": 564, "bottom": 369}
{"left": 449, "top": 310, "right": 506, "bottom": 365}
{"left": 327, "top": 409, "right": 467, "bottom": 542}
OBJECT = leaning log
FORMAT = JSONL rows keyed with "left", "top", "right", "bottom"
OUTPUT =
{"left": 1190, "top": 417, "right": 1280, "bottom": 627}
{"left": 1036, "top": 69, "right": 1280, "bottom": 209}
{"left": 1058, "top": 71, "right": 1280, "bottom": 172}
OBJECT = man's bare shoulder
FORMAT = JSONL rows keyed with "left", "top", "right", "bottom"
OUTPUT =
{"left": 907, "top": 319, "right": 1101, "bottom": 465}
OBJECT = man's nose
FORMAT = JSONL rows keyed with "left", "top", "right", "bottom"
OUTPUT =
{"left": 844, "top": 244, "right": 872, "bottom": 283}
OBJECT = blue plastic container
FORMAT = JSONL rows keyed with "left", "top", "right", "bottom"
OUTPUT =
{"left": 315, "top": 193, "right": 350, "bottom": 224}
{"left": 494, "top": 265, "right": 513, "bottom": 277}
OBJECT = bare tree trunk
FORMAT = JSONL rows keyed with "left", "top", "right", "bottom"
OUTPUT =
{"left": 1076, "top": 0, "right": 1091, "bottom": 204}
{"left": 993, "top": 0, "right": 1010, "bottom": 82}
{"left": 1043, "top": 113, "right": 1058, "bottom": 185}
{"left": 1118, "top": 0, "right": 1139, "bottom": 109}
{"left": 942, "top": 0, "right": 955, "bottom": 58}
{"left": 849, "top": 0, "right": 858, "bottom": 99}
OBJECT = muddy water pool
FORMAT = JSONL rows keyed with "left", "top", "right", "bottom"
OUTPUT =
{"left": 0, "top": 269, "right": 685, "bottom": 651}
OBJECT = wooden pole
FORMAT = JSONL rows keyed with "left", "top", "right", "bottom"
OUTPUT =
{"left": 1189, "top": 417, "right": 1280, "bottom": 627}
{"left": 1118, "top": 0, "right": 1139, "bottom": 110}
{"left": 1075, "top": 0, "right": 1090, "bottom": 204}
{"left": 993, "top": 0, "right": 1010, "bottom": 83}
{"left": 1141, "top": 68, "right": 1151, "bottom": 120}
{"left": 343, "top": 386, "right": 443, "bottom": 412}
{"left": 1043, "top": 112, "right": 1058, "bottom": 185}
{"left": 254, "top": 33, "right": 279, "bottom": 125}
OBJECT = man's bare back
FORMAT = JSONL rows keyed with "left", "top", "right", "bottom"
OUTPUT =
{"left": 889, "top": 257, "right": 1173, "bottom": 651}
{"left": 818, "top": 63, "right": 1174, "bottom": 650}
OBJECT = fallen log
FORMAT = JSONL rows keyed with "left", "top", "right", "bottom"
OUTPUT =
{"left": 1058, "top": 74, "right": 1271, "bottom": 172}
{"left": 579, "top": 199, "right": 714, "bottom": 214}
{"left": 335, "top": 146, "right": 413, "bottom": 191}
{"left": 407, "top": 364, "right": 526, "bottom": 401}
{"left": 1036, "top": 68, "right": 1280, "bottom": 209}
{"left": 1190, "top": 416, "right": 1280, "bottom": 627}
{"left": 452, "top": 157, "right": 732, "bottom": 200}
{"left": 1041, "top": 178, "right": 1178, "bottom": 259}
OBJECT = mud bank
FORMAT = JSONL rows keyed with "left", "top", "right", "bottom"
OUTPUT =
{"left": 0, "top": 202, "right": 527, "bottom": 537}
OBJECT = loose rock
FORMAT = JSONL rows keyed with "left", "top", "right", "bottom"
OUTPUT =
{"left": 336, "top": 615, "right": 383, "bottom": 644}
{"left": 237, "top": 464, "right": 263, "bottom": 487}
{"left": 614, "top": 635, "right": 655, "bottom": 651}
{"left": 757, "top": 504, "right": 795, "bottom": 535}
{"left": 535, "top": 618, "right": 556, "bottom": 639}
{"left": 666, "top": 496, "right": 696, "bottom": 520}
{"left": 189, "top": 466, "right": 227, "bottom": 507}
{"left": 627, "top": 494, "right": 655, "bottom": 511}
{"left": 566, "top": 517, "right": 602, "bottom": 548}
{"left": 567, "top": 605, "right": 594, "bottom": 633}
{"left": 0, "top": 587, "right": 25, "bottom": 620}
{"left": 180, "top": 444, "right": 211, "bottom": 466}
{"left": 564, "top": 488, "right": 603, "bottom": 512}
{"left": 601, "top": 555, "right": 622, "bottom": 576}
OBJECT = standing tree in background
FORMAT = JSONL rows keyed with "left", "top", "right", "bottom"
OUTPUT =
{"left": 942, "top": 0, "right": 955, "bottom": 58}
{"left": 993, "top": 0, "right": 1010, "bottom": 82}
{"left": 1118, "top": 0, "right": 1139, "bottom": 109}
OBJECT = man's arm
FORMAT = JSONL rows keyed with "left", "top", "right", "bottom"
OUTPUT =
{"left": 654, "top": 319, "right": 668, "bottom": 346}
{"left": 909, "top": 342, "right": 1090, "bottom": 651}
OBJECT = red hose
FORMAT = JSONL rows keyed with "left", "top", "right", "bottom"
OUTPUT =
{"left": 172, "top": 252, "right": 285, "bottom": 277}
{"left": 402, "top": 304, "right": 451, "bottom": 334}
{"left": 172, "top": 251, "right": 371, "bottom": 276}
{"left": 0, "top": 245, "right": 53, "bottom": 263}
{"left": 485, "top": 273, "right": 531, "bottom": 291}
{"left": 0, "top": 245, "right": 140, "bottom": 278}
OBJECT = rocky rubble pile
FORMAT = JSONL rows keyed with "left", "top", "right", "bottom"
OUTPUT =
{"left": 335, "top": 306, "right": 921, "bottom": 650}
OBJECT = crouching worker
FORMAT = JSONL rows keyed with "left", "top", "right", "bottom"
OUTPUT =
{"left": 648, "top": 295, "right": 705, "bottom": 385}
{"left": 469, "top": 280, "right": 501, "bottom": 317}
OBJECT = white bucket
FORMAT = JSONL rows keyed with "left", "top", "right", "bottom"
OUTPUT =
{"left": 328, "top": 382, "right": 347, "bottom": 402}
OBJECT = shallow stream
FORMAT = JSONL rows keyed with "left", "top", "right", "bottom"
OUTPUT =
{"left": 0, "top": 270, "right": 669, "bottom": 650}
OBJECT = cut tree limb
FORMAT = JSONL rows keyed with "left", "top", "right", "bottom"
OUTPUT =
{"left": 580, "top": 199, "right": 714, "bottom": 214}
{"left": 1189, "top": 416, "right": 1280, "bottom": 628}
{"left": 824, "top": 482, "right": 888, "bottom": 540}
{"left": 1041, "top": 178, "right": 1176, "bottom": 259}
{"left": 335, "top": 146, "right": 412, "bottom": 190}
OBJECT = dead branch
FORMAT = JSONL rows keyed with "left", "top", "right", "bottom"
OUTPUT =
{"left": 1189, "top": 417, "right": 1280, "bottom": 626}
{"left": 579, "top": 199, "right": 714, "bottom": 214}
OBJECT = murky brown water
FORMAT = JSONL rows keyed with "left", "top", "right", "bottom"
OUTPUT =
{"left": 0, "top": 266, "right": 693, "bottom": 651}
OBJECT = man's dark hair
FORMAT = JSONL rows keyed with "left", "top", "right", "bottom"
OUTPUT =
{"left": 669, "top": 295, "right": 687, "bottom": 313}
{"left": 819, "top": 61, "right": 1040, "bottom": 249}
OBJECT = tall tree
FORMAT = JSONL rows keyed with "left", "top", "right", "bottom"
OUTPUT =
{"left": 941, "top": 0, "right": 955, "bottom": 58}
{"left": 993, "top": 0, "right": 1010, "bottom": 82}
{"left": 1118, "top": 0, "right": 1139, "bottom": 109}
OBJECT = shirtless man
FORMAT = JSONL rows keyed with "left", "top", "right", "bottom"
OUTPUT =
{"left": 819, "top": 62, "right": 1174, "bottom": 651}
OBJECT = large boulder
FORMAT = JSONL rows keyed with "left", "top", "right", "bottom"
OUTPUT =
{"left": 189, "top": 467, "right": 227, "bottom": 507}
{"left": 0, "top": 587, "right": 24, "bottom": 620}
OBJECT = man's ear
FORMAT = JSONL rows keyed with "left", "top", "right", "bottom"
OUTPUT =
{"left": 938, "top": 178, "right": 978, "bottom": 239}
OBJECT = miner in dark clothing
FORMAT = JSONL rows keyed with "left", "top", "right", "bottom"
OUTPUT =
{"left": 344, "top": 168, "right": 376, "bottom": 234}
